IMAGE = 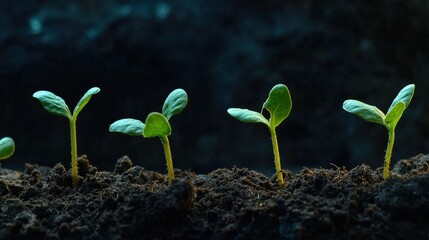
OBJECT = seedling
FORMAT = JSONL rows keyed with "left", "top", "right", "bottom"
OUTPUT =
{"left": 33, "top": 87, "right": 100, "bottom": 188}
{"left": 0, "top": 137, "right": 15, "bottom": 160}
{"left": 343, "top": 84, "right": 415, "bottom": 179}
{"left": 227, "top": 84, "right": 292, "bottom": 188}
{"left": 109, "top": 88, "right": 188, "bottom": 184}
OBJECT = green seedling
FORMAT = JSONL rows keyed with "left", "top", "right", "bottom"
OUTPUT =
{"left": 109, "top": 88, "right": 188, "bottom": 184}
{"left": 0, "top": 137, "right": 15, "bottom": 160}
{"left": 33, "top": 87, "right": 100, "bottom": 188}
{"left": 227, "top": 84, "right": 292, "bottom": 188}
{"left": 343, "top": 84, "right": 415, "bottom": 179}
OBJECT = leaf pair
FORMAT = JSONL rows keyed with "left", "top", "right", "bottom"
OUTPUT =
{"left": 109, "top": 89, "right": 188, "bottom": 138}
{"left": 343, "top": 84, "right": 415, "bottom": 130}
{"left": 227, "top": 84, "right": 292, "bottom": 128}
{"left": 33, "top": 87, "right": 101, "bottom": 121}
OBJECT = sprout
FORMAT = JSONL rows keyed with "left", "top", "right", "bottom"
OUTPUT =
{"left": 109, "top": 89, "right": 188, "bottom": 184}
{"left": 343, "top": 84, "right": 415, "bottom": 179}
{"left": 33, "top": 87, "right": 100, "bottom": 188}
{"left": 227, "top": 84, "right": 292, "bottom": 188}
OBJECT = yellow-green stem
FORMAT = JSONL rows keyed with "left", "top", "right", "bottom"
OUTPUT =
{"left": 160, "top": 135, "right": 174, "bottom": 184}
{"left": 384, "top": 128, "right": 395, "bottom": 179}
{"left": 70, "top": 118, "right": 78, "bottom": 189}
{"left": 269, "top": 126, "right": 284, "bottom": 188}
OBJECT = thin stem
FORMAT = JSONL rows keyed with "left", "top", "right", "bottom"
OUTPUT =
{"left": 70, "top": 118, "right": 78, "bottom": 189}
{"left": 383, "top": 128, "right": 395, "bottom": 179}
{"left": 269, "top": 126, "right": 284, "bottom": 188}
{"left": 160, "top": 135, "right": 174, "bottom": 184}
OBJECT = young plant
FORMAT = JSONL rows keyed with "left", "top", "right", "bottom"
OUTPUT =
{"left": 0, "top": 137, "right": 15, "bottom": 160}
{"left": 227, "top": 84, "right": 292, "bottom": 188}
{"left": 109, "top": 88, "right": 188, "bottom": 184}
{"left": 343, "top": 84, "right": 415, "bottom": 179}
{"left": 33, "top": 87, "right": 100, "bottom": 189}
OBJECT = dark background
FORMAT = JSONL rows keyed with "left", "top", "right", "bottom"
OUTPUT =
{"left": 1, "top": 0, "right": 428, "bottom": 176}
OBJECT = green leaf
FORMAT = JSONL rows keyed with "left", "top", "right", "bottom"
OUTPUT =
{"left": 162, "top": 88, "right": 188, "bottom": 120}
{"left": 0, "top": 137, "right": 15, "bottom": 160}
{"left": 385, "top": 102, "right": 406, "bottom": 129}
{"left": 73, "top": 87, "right": 100, "bottom": 118}
{"left": 109, "top": 118, "right": 145, "bottom": 136}
{"left": 227, "top": 108, "right": 269, "bottom": 126}
{"left": 262, "top": 84, "right": 292, "bottom": 127}
{"left": 388, "top": 84, "right": 415, "bottom": 113}
{"left": 143, "top": 112, "right": 172, "bottom": 138}
{"left": 343, "top": 100, "right": 386, "bottom": 125}
{"left": 33, "top": 91, "right": 71, "bottom": 119}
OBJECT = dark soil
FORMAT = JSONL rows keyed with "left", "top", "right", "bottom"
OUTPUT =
{"left": 0, "top": 154, "right": 428, "bottom": 240}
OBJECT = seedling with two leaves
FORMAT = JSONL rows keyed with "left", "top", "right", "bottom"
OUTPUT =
{"left": 343, "top": 84, "right": 415, "bottom": 179}
{"left": 33, "top": 87, "right": 100, "bottom": 188}
{"left": 109, "top": 89, "right": 188, "bottom": 184}
{"left": 227, "top": 84, "right": 292, "bottom": 188}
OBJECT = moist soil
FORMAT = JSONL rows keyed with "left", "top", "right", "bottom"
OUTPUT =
{"left": 0, "top": 154, "right": 428, "bottom": 240}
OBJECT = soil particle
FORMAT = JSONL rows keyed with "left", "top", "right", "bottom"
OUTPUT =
{"left": 0, "top": 155, "right": 428, "bottom": 239}
{"left": 114, "top": 156, "right": 133, "bottom": 174}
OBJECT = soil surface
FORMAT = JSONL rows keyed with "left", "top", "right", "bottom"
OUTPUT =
{"left": 0, "top": 154, "right": 428, "bottom": 240}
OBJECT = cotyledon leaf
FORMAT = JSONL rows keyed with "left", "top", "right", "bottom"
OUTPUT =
{"left": 143, "top": 112, "right": 172, "bottom": 138}
{"left": 109, "top": 118, "right": 145, "bottom": 136}
{"left": 385, "top": 102, "right": 406, "bottom": 129}
{"left": 343, "top": 100, "right": 386, "bottom": 126}
{"left": 262, "top": 84, "right": 292, "bottom": 127}
{"left": 0, "top": 137, "right": 14, "bottom": 160}
{"left": 33, "top": 91, "right": 71, "bottom": 119}
{"left": 73, "top": 87, "right": 101, "bottom": 118}
{"left": 227, "top": 108, "right": 269, "bottom": 126}
{"left": 162, "top": 89, "right": 188, "bottom": 120}
{"left": 387, "top": 84, "right": 415, "bottom": 114}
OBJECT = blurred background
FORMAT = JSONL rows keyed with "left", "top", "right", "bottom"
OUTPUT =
{"left": 1, "top": 0, "right": 428, "bottom": 175}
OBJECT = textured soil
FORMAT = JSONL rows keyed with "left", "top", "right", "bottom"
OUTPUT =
{"left": 0, "top": 154, "right": 428, "bottom": 240}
